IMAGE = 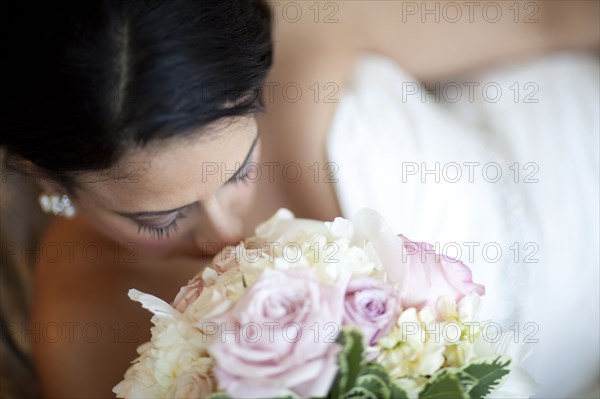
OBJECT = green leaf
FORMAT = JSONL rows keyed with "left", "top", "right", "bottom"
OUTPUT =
{"left": 341, "top": 328, "right": 365, "bottom": 391}
{"left": 355, "top": 374, "right": 390, "bottom": 399}
{"left": 329, "top": 328, "right": 365, "bottom": 398}
{"left": 450, "top": 369, "right": 478, "bottom": 393}
{"left": 390, "top": 384, "right": 410, "bottom": 399}
{"left": 461, "top": 356, "right": 512, "bottom": 399}
{"left": 418, "top": 369, "right": 468, "bottom": 399}
{"left": 343, "top": 386, "right": 378, "bottom": 399}
{"left": 359, "top": 363, "right": 390, "bottom": 386}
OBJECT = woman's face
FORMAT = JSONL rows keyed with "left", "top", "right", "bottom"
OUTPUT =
{"left": 70, "top": 116, "right": 260, "bottom": 257}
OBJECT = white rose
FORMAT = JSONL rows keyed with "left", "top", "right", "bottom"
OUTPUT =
{"left": 236, "top": 209, "right": 385, "bottom": 283}
{"left": 113, "top": 354, "right": 165, "bottom": 398}
{"left": 186, "top": 266, "right": 246, "bottom": 322}
{"left": 165, "top": 359, "right": 214, "bottom": 399}
{"left": 436, "top": 293, "right": 483, "bottom": 367}
{"left": 377, "top": 307, "right": 446, "bottom": 379}
{"left": 114, "top": 290, "right": 214, "bottom": 397}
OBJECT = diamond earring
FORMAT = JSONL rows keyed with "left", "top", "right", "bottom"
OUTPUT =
{"left": 39, "top": 193, "right": 76, "bottom": 218}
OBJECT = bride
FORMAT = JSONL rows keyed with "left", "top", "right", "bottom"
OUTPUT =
{"left": 1, "top": 1, "right": 598, "bottom": 398}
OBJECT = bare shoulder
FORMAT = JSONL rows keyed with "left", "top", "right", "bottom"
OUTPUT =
{"left": 31, "top": 217, "right": 149, "bottom": 338}
{"left": 30, "top": 217, "right": 201, "bottom": 397}
{"left": 30, "top": 217, "right": 154, "bottom": 397}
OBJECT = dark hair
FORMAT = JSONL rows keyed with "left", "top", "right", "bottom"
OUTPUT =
{"left": 0, "top": 0, "right": 272, "bottom": 190}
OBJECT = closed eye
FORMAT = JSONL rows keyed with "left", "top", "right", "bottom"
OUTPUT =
{"left": 135, "top": 210, "right": 187, "bottom": 240}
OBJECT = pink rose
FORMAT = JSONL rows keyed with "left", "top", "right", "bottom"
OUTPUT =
{"left": 343, "top": 276, "right": 398, "bottom": 346}
{"left": 172, "top": 275, "right": 204, "bottom": 313}
{"left": 207, "top": 268, "right": 345, "bottom": 398}
{"left": 353, "top": 209, "right": 484, "bottom": 312}
{"left": 399, "top": 235, "right": 485, "bottom": 310}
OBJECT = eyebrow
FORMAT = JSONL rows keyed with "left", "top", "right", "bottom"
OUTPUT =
{"left": 115, "top": 132, "right": 259, "bottom": 218}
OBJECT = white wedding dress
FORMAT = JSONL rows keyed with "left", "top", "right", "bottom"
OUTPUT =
{"left": 327, "top": 52, "right": 599, "bottom": 398}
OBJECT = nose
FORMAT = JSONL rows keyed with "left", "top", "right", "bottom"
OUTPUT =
{"left": 193, "top": 194, "right": 244, "bottom": 255}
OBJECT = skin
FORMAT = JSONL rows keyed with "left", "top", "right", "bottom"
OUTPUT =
{"left": 70, "top": 117, "right": 260, "bottom": 257}
{"left": 30, "top": 1, "right": 599, "bottom": 397}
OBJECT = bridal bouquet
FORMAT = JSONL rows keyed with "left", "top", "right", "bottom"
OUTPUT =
{"left": 114, "top": 208, "right": 537, "bottom": 399}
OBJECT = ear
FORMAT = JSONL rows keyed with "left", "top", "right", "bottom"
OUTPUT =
{"left": 3, "top": 155, "right": 65, "bottom": 193}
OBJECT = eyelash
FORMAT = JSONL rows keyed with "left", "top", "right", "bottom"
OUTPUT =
{"left": 134, "top": 149, "right": 255, "bottom": 239}
{"left": 137, "top": 211, "right": 187, "bottom": 240}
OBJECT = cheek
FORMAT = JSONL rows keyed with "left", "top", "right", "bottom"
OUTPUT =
{"left": 132, "top": 236, "right": 183, "bottom": 254}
